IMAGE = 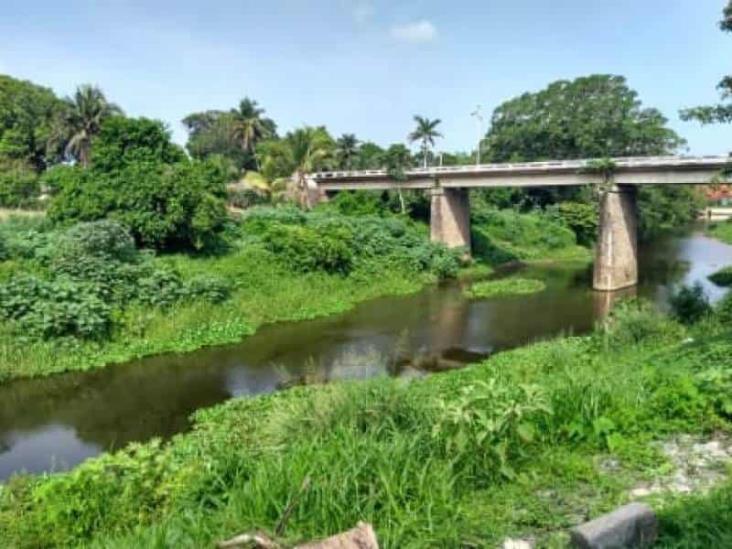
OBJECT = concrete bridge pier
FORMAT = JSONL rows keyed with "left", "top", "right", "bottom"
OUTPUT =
{"left": 593, "top": 184, "right": 638, "bottom": 291}
{"left": 430, "top": 186, "right": 471, "bottom": 251}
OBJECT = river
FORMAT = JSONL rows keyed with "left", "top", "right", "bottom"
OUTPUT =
{"left": 1, "top": 228, "right": 731, "bottom": 480}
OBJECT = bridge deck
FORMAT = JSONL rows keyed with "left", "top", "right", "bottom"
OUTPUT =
{"left": 312, "top": 155, "right": 730, "bottom": 190}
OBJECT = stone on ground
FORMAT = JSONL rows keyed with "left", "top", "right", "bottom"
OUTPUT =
{"left": 569, "top": 503, "right": 657, "bottom": 548}
{"left": 295, "top": 522, "right": 379, "bottom": 549}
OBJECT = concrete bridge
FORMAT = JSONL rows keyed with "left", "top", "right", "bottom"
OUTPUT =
{"left": 309, "top": 155, "right": 730, "bottom": 291}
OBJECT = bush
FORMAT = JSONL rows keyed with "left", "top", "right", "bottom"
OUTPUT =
{"left": 716, "top": 293, "right": 732, "bottom": 324}
{"left": 0, "top": 275, "right": 111, "bottom": 339}
{"left": 600, "top": 299, "right": 683, "bottom": 349}
{"left": 48, "top": 118, "right": 229, "bottom": 252}
{"left": 547, "top": 201, "right": 597, "bottom": 245}
{"left": 670, "top": 283, "right": 712, "bottom": 325}
{"left": 0, "top": 165, "right": 41, "bottom": 208}
{"left": 185, "top": 274, "right": 232, "bottom": 304}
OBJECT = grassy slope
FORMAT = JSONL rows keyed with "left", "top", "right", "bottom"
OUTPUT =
{"left": 0, "top": 208, "right": 588, "bottom": 382}
{"left": 2, "top": 306, "right": 731, "bottom": 548}
{"left": 710, "top": 220, "right": 732, "bottom": 245}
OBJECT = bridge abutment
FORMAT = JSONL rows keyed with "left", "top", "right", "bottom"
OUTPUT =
{"left": 593, "top": 185, "right": 638, "bottom": 291}
{"left": 430, "top": 187, "right": 471, "bottom": 251}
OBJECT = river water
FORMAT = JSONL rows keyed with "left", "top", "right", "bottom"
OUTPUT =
{"left": 1, "top": 228, "right": 731, "bottom": 480}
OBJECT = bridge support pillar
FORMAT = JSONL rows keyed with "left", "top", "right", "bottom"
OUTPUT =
{"left": 593, "top": 185, "right": 638, "bottom": 291}
{"left": 430, "top": 187, "right": 471, "bottom": 251}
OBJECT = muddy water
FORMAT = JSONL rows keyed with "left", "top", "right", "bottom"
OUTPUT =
{"left": 1, "top": 228, "right": 731, "bottom": 480}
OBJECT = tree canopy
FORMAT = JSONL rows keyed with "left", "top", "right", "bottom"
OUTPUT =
{"left": 0, "top": 75, "right": 66, "bottom": 171}
{"left": 62, "top": 85, "right": 122, "bottom": 166}
{"left": 183, "top": 97, "right": 276, "bottom": 172}
{"left": 485, "top": 75, "right": 684, "bottom": 162}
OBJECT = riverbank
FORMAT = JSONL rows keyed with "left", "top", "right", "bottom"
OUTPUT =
{"left": 2, "top": 300, "right": 731, "bottom": 547}
{"left": 709, "top": 219, "right": 732, "bottom": 245}
{"left": 0, "top": 207, "right": 589, "bottom": 382}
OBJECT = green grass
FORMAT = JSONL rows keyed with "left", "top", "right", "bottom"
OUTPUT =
{"left": 2, "top": 303, "right": 731, "bottom": 548}
{"left": 709, "top": 220, "right": 732, "bottom": 245}
{"left": 465, "top": 277, "right": 547, "bottom": 299}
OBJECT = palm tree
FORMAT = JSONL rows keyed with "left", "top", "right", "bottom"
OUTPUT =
{"left": 229, "top": 98, "right": 276, "bottom": 162}
{"left": 287, "top": 127, "right": 335, "bottom": 208}
{"left": 335, "top": 134, "right": 360, "bottom": 170}
{"left": 240, "top": 171, "right": 289, "bottom": 203}
{"left": 408, "top": 116, "right": 442, "bottom": 168}
{"left": 63, "top": 85, "right": 122, "bottom": 167}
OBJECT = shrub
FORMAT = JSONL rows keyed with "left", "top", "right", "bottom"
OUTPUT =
{"left": 670, "top": 283, "right": 712, "bottom": 325}
{"left": 184, "top": 274, "right": 232, "bottom": 304}
{"left": 547, "top": 201, "right": 598, "bottom": 245}
{"left": 0, "top": 165, "right": 40, "bottom": 208}
{"left": 600, "top": 299, "right": 683, "bottom": 349}
{"left": 716, "top": 293, "right": 732, "bottom": 324}
{"left": 0, "top": 275, "right": 111, "bottom": 339}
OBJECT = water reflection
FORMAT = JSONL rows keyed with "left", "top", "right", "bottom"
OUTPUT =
{"left": 1, "top": 229, "right": 731, "bottom": 479}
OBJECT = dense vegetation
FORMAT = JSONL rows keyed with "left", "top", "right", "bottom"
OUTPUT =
{"left": 0, "top": 207, "right": 463, "bottom": 381}
{"left": 2, "top": 301, "right": 732, "bottom": 547}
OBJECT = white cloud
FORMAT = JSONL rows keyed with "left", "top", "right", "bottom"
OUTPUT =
{"left": 390, "top": 20, "right": 437, "bottom": 44}
{"left": 352, "top": 1, "right": 374, "bottom": 24}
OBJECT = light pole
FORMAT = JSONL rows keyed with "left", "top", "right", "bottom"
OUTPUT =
{"left": 470, "top": 105, "right": 484, "bottom": 166}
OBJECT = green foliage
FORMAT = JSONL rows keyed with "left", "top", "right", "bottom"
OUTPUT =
{"left": 242, "top": 207, "right": 459, "bottom": 278}
{"left": 709, "top": 266, "right": 732, "bottom": 286}
{"left": 485, "top": 75, "right": 683, "bottom": 162}
{"left": 0, "top": 163, "right": 41, "bottom": 208}
{"left": 0, "top": 75, "right": 66, "bottom": 171}
{"left": 465, "top": 277, "right": 546, "bottom": 299}
{"left": 0, "top": 275, "right": 111, "bottom": 339}
{"left": 471, "top": 206, "right": 586, "bottom": 264}
{"left": 90, "top": 116, "right": 185, "bottom": 172}
{"left": 669, "top": 283, "right": 712, "bottom": 325}
{"left": 183, "top": 98, "right": 276, "bottom": 172}
{"left": 716, "top": 292, "right": 732, "bottom": 324}
{"left": 546, "top": 201, "right": 598, "bottom": 245}
{"left": 600, "top": 299, "right": 684, "bottom": 349}
{"left": 637, "top": 185, "right": 705, "bottom": 239}
{"left": 710, "top": 220, "right": 732, "bottom": 245}
{"left": 48, "top": 120, "right": 229, "bottom": 251}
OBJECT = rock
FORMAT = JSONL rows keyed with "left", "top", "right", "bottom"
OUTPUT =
{"left": 569, "top": 503, "right": 657, "bottom": 548}
{"left": 295, "top": 522, "right": 379, "bottom": 549}
{"left": 500, "top": 538, "right": 534, "bottom": 548}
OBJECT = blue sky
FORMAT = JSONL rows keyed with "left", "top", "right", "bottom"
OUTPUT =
{"left": 1, "top": 0, "right": 731, "bottom": 155}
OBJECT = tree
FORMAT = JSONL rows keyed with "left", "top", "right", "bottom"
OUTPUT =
{"left": 62, "top": 85, "right": 122, "bottom": 167}
{"left": 354, "top": 141, "right": 385, "bottom": 170}
{"left": 229, "top": 98, "right": 276, "bottom": 160}
{"left": 257, "top": 126, "right": 335, "bottom": 208}
{"left": 335, "top": 134, "right": 360, "bottom": 170}
{"left": 681, "top": 2, "right": 732, "bottom": 124}
{"left": 408, "top": 116, "right": 442, "bottom": 168}
{"left": 183, "top": 98, "right": 276, "bottom": 172}
{"left": 48, "top": 116, "right": 227, "bottom": 251}
{"left": 0, "top": 75, "right": 66, "bottom": 171}
{"left": 482, "top": 74, "right": 696, "bottom": 237}
{"left": 485, "top": 75, "right": 684, "bottom": 162}
{"left": 384, "top": 144, "right": 413, "bottom": 213}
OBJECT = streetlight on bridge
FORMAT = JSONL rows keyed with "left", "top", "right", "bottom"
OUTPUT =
{"left": 470, "top": 105, "right": 485, "bottom": 165}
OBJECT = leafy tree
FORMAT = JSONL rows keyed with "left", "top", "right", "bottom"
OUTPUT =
{"left": 48, "top": 117, "right": 227, "bottom": 250}
{"left": 0, "top": 75, "right": 66, "bottom": 171}
{"left": 183, "top": 98, "right": 276, "bottom": 172}
{"left": 90, "top": 116, "right": 186, "bottom": 172}
{"left": 681, "top": 2, "right": 732, "bottom": 124}
{"left": 62, "top": 85, "right": 122, "bottom": 167}
{"left": 354, "top": 141, "right": 385, "bottom": 169}
{"left": 485, "top": 75, "right": 684, "bottom": 162}
{"left": 335, "top": 134, "right": 360, "bottom": 170}
{"left": 408, "top": 116, "right": 442, "bottom": 168}
{"left": 483, "top": 74, "right": 696, "bottom": 237}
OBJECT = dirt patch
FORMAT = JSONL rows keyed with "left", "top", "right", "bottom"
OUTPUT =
{"left": 630, "top": 434, "right": 732, "bottom": 497}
